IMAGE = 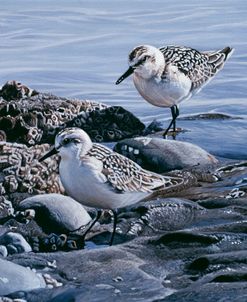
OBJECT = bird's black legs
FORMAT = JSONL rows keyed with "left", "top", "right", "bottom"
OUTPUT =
{"left": 83, "top": 210, "right": 102, "bottom": 240}
{"left": 172, "top": 105, "right": 179, "bottom": 133}
{"left": 109, "top": 210, "right": 118, "bottom": 246}
{"left": 163, "top": 105, "right": 180, "bottom": 138}
{"left": 71, "top": 209, "right": 118, "bottom": 246}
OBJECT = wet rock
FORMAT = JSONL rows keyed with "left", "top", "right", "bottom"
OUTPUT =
{"left": 7, "top": 243, "right": 174, "bottom": 302}
{"left": 188, "top": 250, "right": 247, "bottom": 272}
{"left": 143, "top": 119, "right": 163, "bottom": 134}
{"left": 0, "top": 258, "right": 45, "bottom": 295}
{"left": 160, "top": 282, "right": 247, "bottom": 302}
{"left": 179, "top": 112, "right": 242, "bottom": 120}
{"left": 18, "top": 194, "right": 91, "bottom": 234}
{"left": 5, "top": 200, "right": 247, "bottom": 301}
{"left": 114, "top": 137, "right": 218, "bottom": 173}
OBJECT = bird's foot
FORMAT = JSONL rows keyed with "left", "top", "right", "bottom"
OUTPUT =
{"left": 162, "top": 127, "right": 185, "bottom": 139}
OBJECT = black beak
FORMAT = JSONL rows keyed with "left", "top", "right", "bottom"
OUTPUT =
{"left": 115, "top": 66, "right": 134, "bottom": 85}
{"left": 39, "top": 147, "right": 58, "bottom": 162}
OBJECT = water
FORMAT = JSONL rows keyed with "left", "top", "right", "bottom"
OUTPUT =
{"left": 0, "top": 0, "right": 246, "bottom": 158}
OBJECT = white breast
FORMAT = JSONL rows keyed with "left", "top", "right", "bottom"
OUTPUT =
{"left": 133, "top": 66, "right": 192, "bottom": 108}
{"left": 59, "top": 157, "right": 148, "bottom": 210}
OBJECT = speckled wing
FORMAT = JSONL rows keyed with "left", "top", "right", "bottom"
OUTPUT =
{"left": 88, "top": 144, "right": 181, "bottom": 193}
{"left": 160, "top": 45, "right": 232, "bottom": 92}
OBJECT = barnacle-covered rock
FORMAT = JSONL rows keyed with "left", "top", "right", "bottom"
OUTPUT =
{"left": 0, "top": 142, "right": 63, "bottom": 205}
{"left": 0, "top": 81, "right": 145, "bottom": 145}
{"left": 64, "top": 106, "right": 145, "bottom": 143}
{"left": 0, "top": 80, "right": 38, "bottom": 101}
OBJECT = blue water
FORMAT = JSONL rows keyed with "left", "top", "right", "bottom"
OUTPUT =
{"left": 0, "top": 0, "right": 246, "bottom": 158}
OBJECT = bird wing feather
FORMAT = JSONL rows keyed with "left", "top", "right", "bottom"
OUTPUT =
{"left": 159, "top": 45, "right": 230, "bottom": 92}
{"left": 87, "top": 144, "right": 181, "bottom": 194}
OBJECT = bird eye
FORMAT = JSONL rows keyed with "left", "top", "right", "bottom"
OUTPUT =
{"left": 63, "top": 138, "right": 80, "bottom": 145}
{"left": 63, "top": 138, "right": 71, "bottom": 145}
{"left": 134, "top": 55, "right": 150, "bottom": 67}
{"left": 142, "top": 55, "right": 150, "bottom": 62}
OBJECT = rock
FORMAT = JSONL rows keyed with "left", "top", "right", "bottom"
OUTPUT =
{"left": 0, "top": 142, "right": 62, "bottom": 204}
{"left": 5, "top": 187, "right": 247, "bottom": 301}
{"left": 114, "top": 137, "right": 218, "bottom": 173}
{"left": 0, "top": 80, "right": 38, "bottom": 101}
{"left": 64, "top": 106, "right": 145, "bottom": 143}
{"left": 18, "top": 194, "right": 91, "bottom": 233}
{"left": 179, "top": 112, "right": 242, "bottom": 120}
{"left": 0, "top": 258, "right": 45, "bottom": 295}
{"left": 0, "top": 232, "right": 32, "bottom": 254}
{"left": 117, "top": 198, "right": 206, "bottom": 237}
{"left": 0, "top": 81, "right": 145, "bottom": 145}
{"left": 0, "top": 197, "right": 14, "bottom": 219}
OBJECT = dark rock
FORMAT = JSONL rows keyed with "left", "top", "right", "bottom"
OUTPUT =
{"left": 179, "top": 112, "right": 242, "bottom": 120}
{"left": 160, "top": 283, "right": 247, "bottom": 302}
{"left": 64, "top": 106, "right": 145, "bottom": 143}
{"left": 0, "top": 80, "right": 38, "bottom": 101}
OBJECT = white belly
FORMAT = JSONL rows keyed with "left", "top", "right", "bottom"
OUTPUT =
{"left": 59, "top": 158, "right": 148, "bottom": 210}
{"left": 133, "top": 72, "right": 192, "bottom": 108}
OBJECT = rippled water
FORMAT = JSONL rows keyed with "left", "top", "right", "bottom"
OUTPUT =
{"left": 0, "top": 0, "right": 246, "bottom": 158}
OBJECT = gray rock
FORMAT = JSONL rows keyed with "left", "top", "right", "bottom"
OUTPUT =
{"left": 114, "top": 137, "right": 218, "bottom": 173}
{"left": 0, "top": 258, "right": 45, "bottom": 295}
{"left": 19, "top": 194, "right": 91, "bottom": 233}
{"left": 0, "top": 232, "right": 32, "bottom": 254}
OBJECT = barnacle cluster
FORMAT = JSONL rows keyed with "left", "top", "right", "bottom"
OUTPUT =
{"left": 0, "top": 142, "right": 63, "bottom": 204}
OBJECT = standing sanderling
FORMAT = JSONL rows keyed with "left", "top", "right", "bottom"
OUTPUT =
{"left": 39, "top": 127, "right": 182, "bottom": 245}
{"left": 116, "top": 44, "right": 234, "bottom": 137}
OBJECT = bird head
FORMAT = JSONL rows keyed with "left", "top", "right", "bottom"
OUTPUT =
{"left": 116, "top": 45, "right": 165, "bottom": 84}
{"left": 39, "top": 128, "right": 92, "bottom": 162}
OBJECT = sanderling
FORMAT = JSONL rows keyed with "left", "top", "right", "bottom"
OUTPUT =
{"left": 39, "top": 127, "right": 182, "bottom": 245}
{"left": 116, "top": 45, "right": 234, "bottom": 137}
